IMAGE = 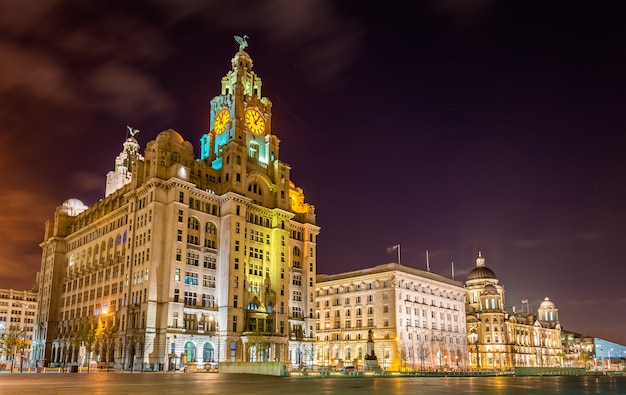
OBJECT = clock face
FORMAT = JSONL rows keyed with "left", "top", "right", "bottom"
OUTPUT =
{"left": 214, "top": 109, "right": 230, "bottom": 135}
{"left": 245, "top": 108, "right": 266, "bottom": 135}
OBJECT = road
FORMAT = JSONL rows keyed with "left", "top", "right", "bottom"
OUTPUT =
{"left": 0, "top": 372, "right": 624, "bottom": 395}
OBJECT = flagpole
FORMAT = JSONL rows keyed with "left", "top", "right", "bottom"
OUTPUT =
{"left": 397, "top": 244, "right": 401, "bottom": 265}
{"left": 451, "top": 262, "right": 455, "bottom": 280}
{"left": 426, "top": 250, "right": 430, "bottom": 272}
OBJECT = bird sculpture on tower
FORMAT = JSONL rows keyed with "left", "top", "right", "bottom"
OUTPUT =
{"left": 234, "top": 35, "right": 249, "bottom": 51}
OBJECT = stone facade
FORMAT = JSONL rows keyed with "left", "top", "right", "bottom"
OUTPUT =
{"left": 465, "top": 253, "right": 562, "bottom": 370}
{"left": 315, "top": 263, "right": 468, "bottom": 372}
{"left": 31, "top": 41, "right": 319, "bottom": 371}
{"left": 0, "top": 288, "right": 37, "bottom": 369}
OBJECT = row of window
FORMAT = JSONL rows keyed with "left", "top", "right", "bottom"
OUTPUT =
{"left": 67, "top": 210, "right": 128, "bottom": 251}
{"left": 64, "top": 265, "right": 124, "bottom": 293}
{"left": 317, "top": 294, "right": 378, "bottom": 307}
{"left": 172, "top": 290, "right": 216, "bottom": 308}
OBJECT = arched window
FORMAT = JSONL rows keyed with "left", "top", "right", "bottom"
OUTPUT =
{"left": 292, "top": 247, "right": 301, "bottom": 269}
{"left": 205, "top": 222, "right": 218, "bottom": 249}
{"left": 185, "top": 342, "right": 196, "bottom": 362}
{"left": 187, "top": 217, "right": 200, "bottom": 245}
{"left": 188, "top": 217, "right": 200, "bottom": 230}
{"left": 203, "top": 343, "right": 215, "bottom": 362}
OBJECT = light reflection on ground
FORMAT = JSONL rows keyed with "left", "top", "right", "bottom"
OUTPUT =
{"left": 0, "top": 373, "right": 623, "bottom": 395}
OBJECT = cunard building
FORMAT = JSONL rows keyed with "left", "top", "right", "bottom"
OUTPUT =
{"left": 32, "top": 37, "right": 319, "bottom": 371}
{"left": 315, "top": 263, "right": 468, "bottom": 372}
{"left": 465, "top": 253, "right": 562, "bottom": 370}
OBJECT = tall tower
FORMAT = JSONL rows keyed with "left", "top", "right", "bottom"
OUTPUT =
{"left": 33, "top": 37, "right": 320, "bottom": 371}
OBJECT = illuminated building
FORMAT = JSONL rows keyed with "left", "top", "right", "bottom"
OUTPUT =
{"left": 560, "top": 330, "right": 594, "bottom": 368}
{"left": 0, "top": 289, "right": 37, "bottom": 370}
{"left": 315, "top": 263, "right": 468, "bottom": 372}
{"left": 32, "top": 38, "right": 319, "bottom": 371}
{"left": 465, "top": 253, "right": 562, "bottom": 370}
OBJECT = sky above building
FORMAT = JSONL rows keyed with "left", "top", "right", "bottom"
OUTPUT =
{"left": 0, "top": 1, "right": 624, "bottom": 344}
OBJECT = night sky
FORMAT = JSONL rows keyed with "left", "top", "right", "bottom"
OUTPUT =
{"left": 0, "top": 1, "right": 624, "bottom": 344}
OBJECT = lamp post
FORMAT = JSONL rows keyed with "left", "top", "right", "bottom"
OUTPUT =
{"left": 608, "top": 348, "right": 612, "bottom": 371}
{"left": 19, "top": 303, "right": 28, "bottom": 374}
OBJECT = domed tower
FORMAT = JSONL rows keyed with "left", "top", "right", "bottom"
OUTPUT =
{"left": 105, "top": 131, "right": 144, "bottom": 197}
{"left": 465, "top": 252, "right": 507, "bottom": 370}
{"left": 465, "top": 252, "right": 505, "bottom": 312}
{"left": 537, "top": 297, "right": 559, "bottom": 325}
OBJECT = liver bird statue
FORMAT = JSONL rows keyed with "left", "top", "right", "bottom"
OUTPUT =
{"left": 234, "top": 35, "right": 249, "bottom": 51}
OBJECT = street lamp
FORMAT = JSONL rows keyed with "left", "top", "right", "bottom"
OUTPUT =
{"left": 608, "top": 348, "right": 613, "bottom": 371}
{"left": 19, "top": 303, "right": 29, "bottom": 374}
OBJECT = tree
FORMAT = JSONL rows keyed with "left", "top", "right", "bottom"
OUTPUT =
{"left": 246, "top": 329, "right": 271, "bottom": 362}
{"left": 96, "top": 315, "right": 117, "bottom": 371}
{"left": 416, "top": 342, "right": 430, "bottom": 371}
{"left": 71, "top": 318, "right": 97, "bottom": 372}
{"left": 399, "top": 346, "right": 408, "bottom": 372}
{"left": 0, "top": 326, "right": 29, "bottom": 373}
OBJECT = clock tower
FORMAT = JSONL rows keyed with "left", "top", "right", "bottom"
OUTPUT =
{"left": 34, "top": 36, "right": 319, "bottom": 371}
{"left": 200, "top": 36, "right": 275, "bottom": 170}
{"left": 198, "top": 36, "right": 319, "bottom": 366}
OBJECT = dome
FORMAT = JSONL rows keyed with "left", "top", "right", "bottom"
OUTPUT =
{"left": 467, "top": 265, "right": 497, "bottom": 280}
{"left": 60, "top": 198, "right": 88, "bottom": 217}
{"left": 232, "top": 50, "right": 253, "bottom": 70}
{"left": 156, "top": 129, "right": 184, "bottom": 144}
{"left": 539, "top": 297, "right": 555, "bottom": 309}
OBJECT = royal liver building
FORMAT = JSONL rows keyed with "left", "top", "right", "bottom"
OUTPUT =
{"left": 32, "top": 37, "right": 319, "bottom": 371}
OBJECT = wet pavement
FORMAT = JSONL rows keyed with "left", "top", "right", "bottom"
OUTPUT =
{"left": 0, "top": 372, "right": 624, "bottom": 395}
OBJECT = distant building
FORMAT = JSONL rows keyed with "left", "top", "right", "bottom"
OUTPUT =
{"left": 32, "top": 40, "right": 319, "bottom": 371}
{"left": 315, "top": 263, "right": 468, "bottom": 372}
{"left": 0, "top": 288, "right": 37, "bottom": 369}
{"left": 593, "top": 338, "right": 626, "bottom": 371}
{"left": 560, "top": 330, "right": 594, "bottom": 368}
{"left": 465, "top": 253, "right": 562, "bottom": 370}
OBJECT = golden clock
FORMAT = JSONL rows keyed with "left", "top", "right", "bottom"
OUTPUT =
{"left": 214, "top": 108, "right": 230, "bottom": 134}
{"left": 245, "top": 108, "right": 266, "bottom": 135}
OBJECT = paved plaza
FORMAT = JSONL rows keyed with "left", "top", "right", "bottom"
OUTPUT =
{"left": 0, "top": 372, "right": 625, "bottom": 395}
